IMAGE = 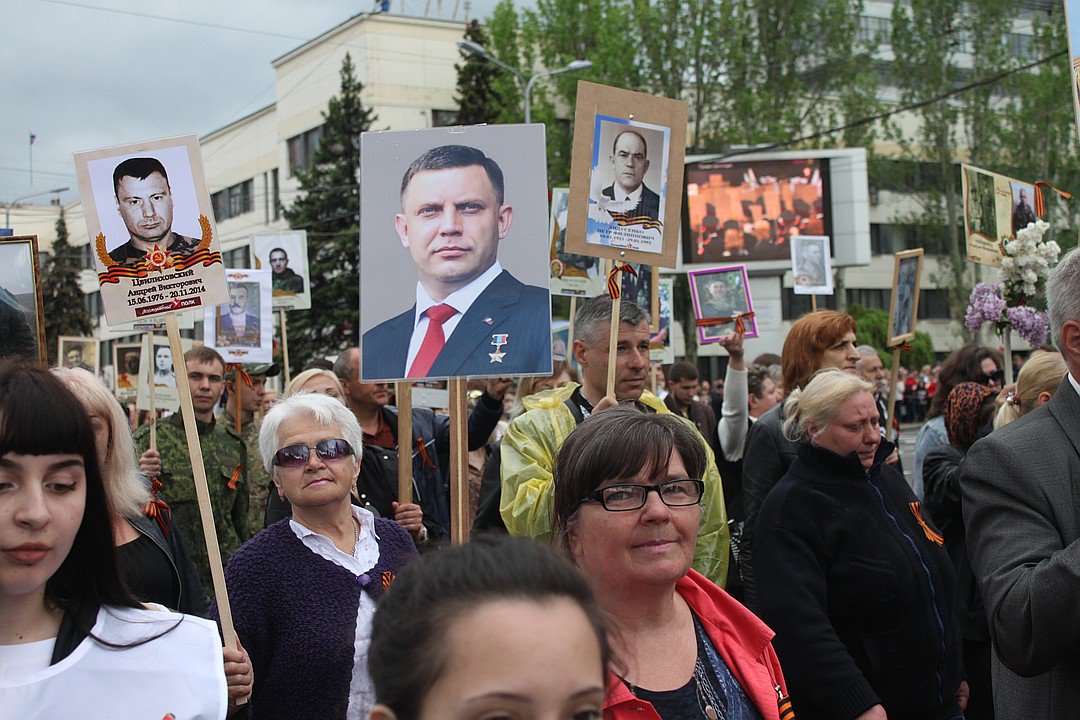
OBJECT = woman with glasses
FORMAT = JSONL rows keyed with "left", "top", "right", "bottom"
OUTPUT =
{"left": 221, "top": 392, "right": 418, "bottom": 719}
{"left": 552, "top": 405, "right": 790, "bottom": 720}
{"left": 754, "top": 370, "right": 966, "bottom": 720}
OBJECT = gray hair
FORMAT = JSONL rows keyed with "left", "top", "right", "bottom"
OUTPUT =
{"left": 259, "top": 392, "right": 364, "bottom": 477}
{"left": 573, "top": 295, "right": 651, "bottom": 347}
{"left": 855, "top": 344, "right": 878, "bottom": 357}
{"left": 782, "top": 368, "right": 875, "bottom": 443}
{"left": 333, "top": 349, "right": 357, "bottom": 382}
{"left": 1047, "top": 247, "right": 1080, "bottom": 354}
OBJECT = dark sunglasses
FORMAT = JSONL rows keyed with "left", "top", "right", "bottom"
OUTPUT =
{"left": 272, "top": 438, "right": 353, "bottom": 468}
{"left": 977, "top": 369, "right": 1005, "bottom": 386}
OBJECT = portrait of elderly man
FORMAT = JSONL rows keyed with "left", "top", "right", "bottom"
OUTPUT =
{"left": 218, "top": 283, "right": 261, "bottom": 347}
{"left": 795, "top": 238, "right": 827, "bottom": 286}
{"left": 600, "top": 129, "right": 661, "bottom": 223}
{"left": 269, "top": 247, "right": 305, "bottom": 295}
{"left": 362, "top": 144, "right": 550, "bottom": 380}
{"left": 107, "top": 156, "right": 200, "bottom": 267}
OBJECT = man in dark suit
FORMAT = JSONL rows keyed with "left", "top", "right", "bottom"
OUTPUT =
{"left": 961, "top": 247, "right": 1080, "bottom": 719}
{"left": 217, "top": 284, "right": 260, "bottom": 347}
{"left": 362, "top": 144, "right": 551, "bottom": 380}
{"left": 600, "top": 130, "right": 661, "bottom": 222}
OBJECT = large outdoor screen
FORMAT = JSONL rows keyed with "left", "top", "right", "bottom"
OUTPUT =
{"left": 683, "top": 157, "right": 832, "bottom": 264}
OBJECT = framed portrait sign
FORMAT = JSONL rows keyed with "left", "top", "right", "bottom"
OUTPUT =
{"left": 610, "top": 260, "right": 660, "bottom": 333}
{"left": 359, "top": 124, "right": 553, "bottom": 382}
{"left": 565, "top": 81, "right": 688, "bottom": 269}
{"left": 204, "top": 268, "right": 273, "bottom": 364}
{"left": 651, "top": 277, "right": 675, "bottom": 364}
{"left": 887, "top": 249, "right": 924, "bottom": 346}
{"left": 73, "top": 134, "right": 228, "bottom": 327}
{"left": 112, "top": 342, "right": 143, "bottom": 402}
{"left": 688, "top": 265, "right": 758, "bottom": 343}
{"left": 251, "top": 231, "right": 311, "bottom": 311}
{"left": 1066, "top": 0, "right": 1080, "bottom": 140}
{"left": 136, "top": 334, "right": 191, "bottom": 412}
{"left": 960, "top": 164, "right": 1036, "bottom": 268}
{"left": 790, "top": 235, "right": 834, "bottom": 295}
{"left": 0, "top": 235, "right": 46, "bottom": 364}
{"left": 58, "top": 336, "right": 100, "bottom": 375}
{"left": 549, "top": 187, "right": 605, "bottom": 297}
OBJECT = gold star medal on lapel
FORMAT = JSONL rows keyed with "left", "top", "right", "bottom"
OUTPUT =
{"left": 489, "top": 333, "right": 508, "bottom": 363}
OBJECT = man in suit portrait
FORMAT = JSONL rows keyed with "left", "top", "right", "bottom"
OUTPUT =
{"left": 961, "top": 247, "right": 1080, "bottom": 719}
{"left": 362, "top": 144, "right": 550, "bottom": 380}
{"left": 600, "top": 130, "right": 661, "bottom": 223}
{"left": 108, "top": 157, "right": 200, "bottom": 268}
{"left": 217, "top": 283, "right": 260, "bottom": 347}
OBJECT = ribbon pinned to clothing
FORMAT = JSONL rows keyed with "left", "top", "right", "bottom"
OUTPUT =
{"left": 910, "top": 502, "right": 944, "bottom": 546}
{"left": 606, "top": 263, "right": 637, "bottom": 299}
{"left": 1033, "top": 181, "right": 1071, "bottom": 218}
{"left": 228, "top": 465, "right": 243, "bottom": 491}
{"left": 416, "top": 437, "right": 435, "bottom": 469}
{"left": 142, "top": 478, "right": 172, "bottom": 537}
{"left": 696, "top": 311, "right": 755, "bottom": 335}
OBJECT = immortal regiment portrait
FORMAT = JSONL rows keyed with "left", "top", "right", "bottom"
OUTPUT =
{"left": 1066, "top": 0, "right": 1080, "bottom": 136}
{"left": 961, "top": 163, "right": 1037, "bottom": 268}
{"left": 112, "top": 342, "right": 142, "bottom": 401}
{"left": 689, "top": 265, "right": 759, "bottom": 342}
{"left": 618, "top": 260, "right": 660, "bottom": 331}
{"left": 0, "top": 235, "right": 46, "bottom": 364}
{"left": 204, "top": 268, "right": 273, "bottom": 363}
{"left": 651, "top": 276, "right": 675, "bottom": 364}
{"left": 135, "top": 335, "right": 184, "bottom": 412}
{"left": 360, "top": 124, "right": 553, "bottom": 381}
{"left": 58, "top": 336, "right": 99, "bottom": 374}
{"left": 251, "top": 231, "right": 311, "bottom": 310}
{"left": 73, "top": 134, "right": 228, "bottom": 326}
{"left": 790, "top": 234, "right": 834, "bottom": 295}
{"left": 549, "top": 186, "right": 604, "bottom": 297}
{"left": 565, "top": 81, "right": 688, "bottom": 268}
{"left": 887, "top": 249, "right": 924, "bottom": 345}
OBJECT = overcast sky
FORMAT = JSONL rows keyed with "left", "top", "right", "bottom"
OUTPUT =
{"left": 1, "top": 0, "right": 502, "bottom": 209}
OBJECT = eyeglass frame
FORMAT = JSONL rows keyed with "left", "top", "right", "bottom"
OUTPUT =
{"left": 579, "top": 478, "right": 706, "bottom": 512}
{"left": 272, "top": 438, "right": 354, "bottom": 469}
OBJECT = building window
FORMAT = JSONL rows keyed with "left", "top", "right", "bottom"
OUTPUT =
{"left": 271, "top": 169, "right": 280, "bottom": 221}
{"left": 432, "top": 109, "right": 458, "bottom": 127}
{"left": 84, "top": 290, "right": 102, "bottom": 320}
{"left": 211, "top": 179, "right": 254, "bottom": 222}
{"left": 846, "top": 288, "right": 891, "bottom": 311}
{"left": 287, "top": 125, "right": 324, "bottom": 176}
{"left": 223, "top": 246, "right": 249, "bottom": 269}
{"left": 918, "top": 289, "right": 952, "bottom": 320}
{"left": 857, "top": 16, "right": 891, "bottom": 44}
{"left": 781, "top": 289, "right": 838, "bottom": 320}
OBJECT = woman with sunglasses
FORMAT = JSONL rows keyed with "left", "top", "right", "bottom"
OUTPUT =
{"left": 221, "top": 392, "right": 418, "bottom": 719}
{"left": 552, "top": 406, "right": 789, "bottom": 720}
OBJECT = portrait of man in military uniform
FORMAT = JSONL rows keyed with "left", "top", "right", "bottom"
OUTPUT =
{"left": 690, "top": 265, "right": 757, "bottom": 342}
{"left": 107, "top": 157, "right": 201, "bottom": 267}
{"left": 269, "top": 248, "right": 305, "bottom": 294}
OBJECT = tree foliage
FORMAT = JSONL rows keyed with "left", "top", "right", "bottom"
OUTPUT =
{"left": 848, "top": 303, "right": 935, "bottom": 368}
{"left": 282, "top": 53, "right": 375, "bottom": 369}
{"left": 455, "top": 20, "right": 502, "bottom": 125}
{"left": 42, "top": 208, "right": 91, "bottom": 360}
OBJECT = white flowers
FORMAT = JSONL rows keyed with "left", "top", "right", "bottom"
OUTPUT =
{"left": 1001, "top": 219, "right": 1059, "bottom": 306}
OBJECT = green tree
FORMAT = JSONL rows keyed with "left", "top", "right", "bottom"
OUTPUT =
{"left": 848, "top": 303, "right": 935, "bottom": 368}
{"left": 41, "top": 208, "right": 91, "bottom": 360}
{"left": 282, "top": 52, "right": 376, "bottom": 368}
{"left": 454, "top": 20, "right": 502, "bottom": 125}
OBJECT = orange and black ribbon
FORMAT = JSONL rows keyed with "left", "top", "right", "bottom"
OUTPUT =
{"left": 910, "top": 502, "right": 944, "bottom": 546}
{"left": 228, "top": 465, "right": 243, "bottom": 491}
{"left": 416, "top": 437, "right": 435, "bottom": 469}
{"left": 606, "top": 263, "right": 637, "bottom": 299}
{"left": 1033, "top": 181, "right": 1071, "bottom": 218}
{"left": 697, "top": 311, "right": 756, "bottom": 335}
{"left": 889, "top": 342, "right": 911, "bottom": 352}
{"left": 142, "top": 478, "right": 172, "bottom": 537}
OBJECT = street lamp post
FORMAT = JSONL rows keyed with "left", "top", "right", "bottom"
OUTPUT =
{"left": 3, "top": 187, "right": 69, "bottom": 230}
{"left": 457, "top": 40, "right": 591, "bottom": 124}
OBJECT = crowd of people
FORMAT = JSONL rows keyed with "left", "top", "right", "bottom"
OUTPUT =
{"left": 1, "top": 246, "right": 1078, "bottom": 720}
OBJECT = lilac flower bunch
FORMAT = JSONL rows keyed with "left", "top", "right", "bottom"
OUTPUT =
{"left": 1005, "top": 305, "right": 1049, "bottom": 347}
{"left": 964, "top": 283, "right": 1007, "bottom": 334}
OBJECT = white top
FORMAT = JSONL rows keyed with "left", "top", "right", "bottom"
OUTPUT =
{"left": 0, "top": 637, "right": 54, "bottom": 681}
{"left": 0, "top": 606, "right": 227, "bottom": 720}
{"left": 405, "top": 261, "right": 503, "bottom": 371}
{"left": 614, "top": 183, "right": 644, "bottom": 204}
{"left": 289, "top": 505, "right": 380, "bottom": 720}
{"left": 717, "top": 365, "right": 750, "bottom": 462}
{"left": 1069, "top": 372, "right": 1080, "bottom": 400}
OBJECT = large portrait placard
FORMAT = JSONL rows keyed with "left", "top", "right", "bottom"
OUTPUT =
{"left": 73, "top": 134, "right": 228, "bottom": 326}
{"left": 549, "top": 187, "right": 604, "bottom": 297}
{"left": 1066, "top": 0, "right": 1080, "bottom": 140}
{"left": 566, "top": 81, "right": 688, "bottom": 269}
{"left": 359, "top": 125, "right": 553, "bottom": 382}
{"left": 961, "top": 164, "right": 1036, "bottom": 268}
{"left": 887, "top": 249, "right": 924, "bottom": 346}
{"left": 0, "top": 235, "right": 46, "bottom": 364}
{"left": 204, "top": 269, "right": 273, "bottom": 364}
{"left": 689, "top": 265, "right": 758, "bottom": 343}
{"left": 251, "top": 231, "right": 312, "bottom": 311}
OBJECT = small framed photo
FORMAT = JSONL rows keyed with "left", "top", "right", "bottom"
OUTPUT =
{"left": 651, "top": 277, "right": 675, "bottom": 364}
{"left": 887, "top": 249, "right": 924, "bottom": 346}
{"left": 136, "top": 335, "right": 191, "bottom": 413}
{"left": 58, "top": 336, "right": 100, "bottom": 375}
{"left": 688, "top": 265, "right": 758, "bottom": 343}
{"left": 251, "top": 231, "right": 311, "bottom": 311}
{"left": 565, "top": 81, "right": 688, "bottom": 269}
{"left": 113, "top": 342, "right": 143, "bottom": 402}
{"left": 790, "top": 235, "right": 834, "bottom": 295}
{"left": 0, "top": 235, "right": 46, "bottom": 365}
{"left": 549, "top": 187, "right": 605, "bottom": 297}
{"left": 612, "top": 260, "right": 660, "bottom": 332}
{"left": 204, "top": 269, "right": 273, "bottom": 363}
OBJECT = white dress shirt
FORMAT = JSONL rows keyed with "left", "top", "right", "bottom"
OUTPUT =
{"left": 1069, "top": 372, "right": 1080, "bottom": 400}
{"left": 405, "top": 261, "right": 503, "bottom": 372}
{"left": 615, "top": 183, "right": 644, "bottom": 205}
{"left": 289, "top": 506, "right": 380, "bottom": 720}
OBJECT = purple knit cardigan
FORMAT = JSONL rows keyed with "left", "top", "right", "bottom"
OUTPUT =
{"left": 219, "top": 517, "right": 418, "bottom": 719}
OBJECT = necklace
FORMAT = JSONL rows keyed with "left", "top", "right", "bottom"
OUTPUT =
{"left": 352, "top": 515, "right": 360, "bottom": 545}
{"left": 694, "top": 655, "right": 726, "bottom": 720}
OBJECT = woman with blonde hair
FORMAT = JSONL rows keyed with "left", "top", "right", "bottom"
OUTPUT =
{"left": 755, "top": 369, "right": 966, "bottom": 720}
{"left": 284, "top": 367, "right": 347, "bottom": 401}
{"left": 994, "top": 351, "right": 1067, "bottom": 428}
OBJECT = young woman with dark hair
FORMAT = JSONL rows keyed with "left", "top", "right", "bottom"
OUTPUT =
{"left": 0, "top": 363, "right": 235, "bottom": 718}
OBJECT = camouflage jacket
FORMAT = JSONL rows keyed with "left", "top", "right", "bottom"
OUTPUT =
{"left": 239, "top": 415, "right": 274, "bottom": 533}
{"left": 134, "top": 411, "right": 248, "bottom": 593}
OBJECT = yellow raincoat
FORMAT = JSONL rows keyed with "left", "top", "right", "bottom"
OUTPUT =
{"left": 499, "top": 383, "right": 730, "bottom": 586}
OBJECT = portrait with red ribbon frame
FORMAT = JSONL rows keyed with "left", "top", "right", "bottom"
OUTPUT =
{"left": 688, "top": 265, "right": 758, "bottom": 343}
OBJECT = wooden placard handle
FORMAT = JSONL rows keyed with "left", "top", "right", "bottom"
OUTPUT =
{"left": 395, "top": 382, "right": 413, "bottom": 505}
{"left": 605, "top": 293, "right": 622, "bottom": 398}
{"left": 811, "top": 295, "right": 818, "bottom": 312}
{"left": 278, "top": 308, "right": 291, "bottom": 385}
{"left": 146, "top": 331, "right": 157, "bottom": 453}
{"left": 448, "top": 378, "right": 469, "bottom": 545}
{"left": 885, "top": 347, "right": 901, "bottom": 442}
{"left": 165, "top": 314, "right": 241, "bottom": 654}
{"left": 567, "top": 296, "right": 578, "bottom": 361}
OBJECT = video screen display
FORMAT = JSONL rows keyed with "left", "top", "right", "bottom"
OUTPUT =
{"left": 683, "top": 157, "right": 831, "bottom": 263}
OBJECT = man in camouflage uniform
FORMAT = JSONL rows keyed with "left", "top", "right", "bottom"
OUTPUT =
{"left": 136, "top": 346, "right": 248, "bottom": 592}
{"left": 222, "top": 362, "right": 279, "bottom": 533}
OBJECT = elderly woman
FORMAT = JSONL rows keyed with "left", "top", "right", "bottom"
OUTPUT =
{"left": 53, "top": 367, "right": 209, "bottom": 617}
{"left": 552, "top": 406, "right": 790, "bottom": 720}
{"left": 754, "top": 369, "right": 965, "bottom": 720}
{"left": 283, "top": 368, "right": 346, "bottom": 400}
{"left": 223, "top": 392, "right": 418, "bottom": 719}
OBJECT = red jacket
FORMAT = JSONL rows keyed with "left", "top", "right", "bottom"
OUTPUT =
{"left": 604, "top": 569, "right": 792, "bottom": 719}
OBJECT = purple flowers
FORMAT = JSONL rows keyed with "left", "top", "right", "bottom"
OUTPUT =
{"left": 1005, "top": 305, "right": 1049, "bottom": 347}
{"left": 964, "top": 282, "right": 1049, "bottom": 346}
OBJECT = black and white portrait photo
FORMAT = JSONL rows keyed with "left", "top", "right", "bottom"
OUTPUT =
{"left": 791, "top": 235, "right": 834, "bottom": 295}
{"left": 888, "top": 249, "right": 924, "bottom": 345}
{"left": 205, "top": 269, "right": 273, "bottom": 363}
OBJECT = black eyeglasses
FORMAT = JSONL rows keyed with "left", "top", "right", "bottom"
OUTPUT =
{"left": 272, "top": 438, "right": 353, "bottom": 468}
{"left": 581, "top": 479, "right": 705, "bottom": 512}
